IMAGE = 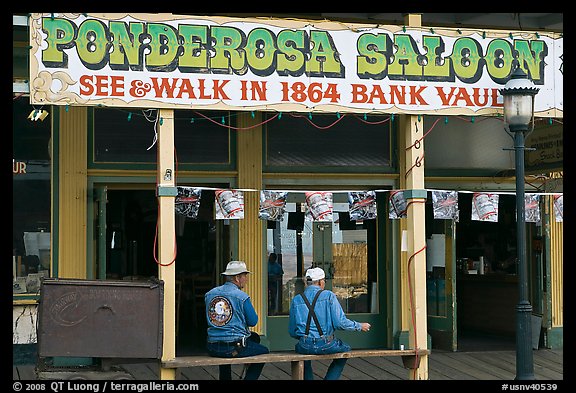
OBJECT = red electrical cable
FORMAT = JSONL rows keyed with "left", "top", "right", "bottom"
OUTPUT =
{"left": 407, "top": 243, "right": 427, "bottom": 379}
{"left": 152, "top": 132, "right": 179, "bottom": 267}
{"left": 152, "top": 211, "right": 178, "bottom": 267}
{"left": 193, "top": 111, "right": 280, "bottom": 130}
{"left": 288, "top": 112, "right": 347, "bottom": 129}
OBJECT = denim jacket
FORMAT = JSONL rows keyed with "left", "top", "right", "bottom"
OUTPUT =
{"left": 288, "top": 285, "right": 361, "bottom": 339}
{"left": 205, "top": 281, "right": 258, "bottom": 343}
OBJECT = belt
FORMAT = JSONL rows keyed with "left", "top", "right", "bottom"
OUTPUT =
{"left": 301, "top": 335, "right": 334, "bottom": 343}
{"left": 208, "top": 337, "right": 246, "bottom": 347}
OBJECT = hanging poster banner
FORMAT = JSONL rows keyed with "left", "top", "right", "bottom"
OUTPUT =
{"left": 259, "top": 191, "right": 288, "bottom": 221}
{"left": 524, "top": 194, "right": 541, "bottom": 223}
{"left": 28, "top": 13, "right": 562, "bottom": 117}
{"left": 471, "top": 192, "right": 499, "bottom": 222}
{"left": 348, "top": 191, "right": 377, "bottom": 221}
{"left": 175, "top": 186, "right": 202, "bottom": 218}
{"left": 215, "top": 189, "right": 244, "bottom": 220}
{"left": 432, "top": 190, "right": 459, "bottom": 221}
{"left": 553, "top": 194, "right": 563, "bottom": 222}
{"left": 305, "top": 191, "right": 333, "bottom": 222}
{"left": 389, "top": 190, "right": 408, "bottom": 219}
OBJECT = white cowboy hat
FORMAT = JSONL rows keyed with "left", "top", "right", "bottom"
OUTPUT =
{"left": 221, "top": 260, "right": 251, "bottom": 276}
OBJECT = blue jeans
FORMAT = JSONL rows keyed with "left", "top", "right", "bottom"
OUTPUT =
{"left": 207, "top": 333, "right": 269, "bottom": 380}
{"left": 295, "top": 336, "right": 351, "bottom": 380}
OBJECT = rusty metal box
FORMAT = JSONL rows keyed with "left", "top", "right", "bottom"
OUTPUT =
{"left": 37, "top": 278, "right": 163, "bottom": 359}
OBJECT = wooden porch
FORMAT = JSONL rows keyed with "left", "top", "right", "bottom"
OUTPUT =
{"left": 14, "top": 347, "right": 563, "bottom": 380}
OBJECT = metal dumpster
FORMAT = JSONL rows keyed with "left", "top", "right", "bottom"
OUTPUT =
{"left": 37, "top": 278, "right": 164, "bottom": 359}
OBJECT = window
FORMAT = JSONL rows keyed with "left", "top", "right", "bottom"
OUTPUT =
{"left": 93, "top": 108, "right": 231, "bottom": 165}
{"left": 267, "top": 197, "right": 378, "bottom": 316}
{"left": 265, "top": 113, "right": 392, "bottom": 168}
{"left": 13, "top": 98, "right": 52, "bottom": 295}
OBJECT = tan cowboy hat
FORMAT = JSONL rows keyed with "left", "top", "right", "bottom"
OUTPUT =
{"left": 221, "top": 260, "right": 251, "bottom": 276}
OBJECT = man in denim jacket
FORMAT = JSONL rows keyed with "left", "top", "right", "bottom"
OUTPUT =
{"left": 205, "top": 261, "right": 269, "bottom": 380}
{"left": 288, "top": 267, "right": 371, "bottom": 380}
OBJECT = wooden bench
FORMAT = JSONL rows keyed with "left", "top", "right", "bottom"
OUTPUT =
{"left": 162, "top": 348, "right": 430, "bottom": 380}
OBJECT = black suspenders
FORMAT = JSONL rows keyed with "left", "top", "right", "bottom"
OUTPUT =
{"left": 300, "top": 290, "right": 324, "bottom": 336}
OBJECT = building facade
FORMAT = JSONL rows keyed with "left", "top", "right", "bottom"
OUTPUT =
{"left": 13, "top": 13, "right": 563, "bottom": 378}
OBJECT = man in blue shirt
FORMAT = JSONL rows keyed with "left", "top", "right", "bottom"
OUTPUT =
{"left": 205, "top": 260, "right": 269, "bottom": 380}
{"left": 288, "top": 267, "right": 371, "bottom": 380}
{"left": 267, "top": 252, "right": 284, "bottom": 314}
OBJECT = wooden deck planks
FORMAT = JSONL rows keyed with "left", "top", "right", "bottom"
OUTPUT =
{"left": 119, "top": 363, "right": 158, "bottom": 380}
{"left": 345, "top": 357, "right": 396, "bottom": 380}
{"left": 177, "top": 366, "right": 214, "bottom": 380}
{"left": 431, "top": 351, "right": 500, "bottom": 380}
{"left": 442, "top": 351, "right": 513, "bottom": 379}
{"left": 14, "top": 349, "right": 563, "bottom": 381}
{"left": 467, "top": 351, "right": 517, "bottom": 378}
{"left": 261, "top": 363, "right": 293, "bottom": 380}
{"left": 364, "top": 356, "right": 414, "bottom": 379}
{"left": 427, "top": 353, "right": 477, "bottom": 380}
{"left": 15, "top": 364, "right": 37, "bottom": 380}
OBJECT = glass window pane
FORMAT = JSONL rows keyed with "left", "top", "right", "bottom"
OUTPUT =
{"left": 93, "top": 108, "right": 157, "bottom": 163}
{"left": 13, "top": 26, "right": 29, "bottom": 80}
{"left": 267, "top": 202, "right": 313, "bottom": 316}
{"left": 174, "top": 110, "right": 230, "bottom": 164}
{"left": 266, "top": 114, "right": 391, "bottom": 167}
{"left": 266, "top": 197, "right": 378, "bottom": 316}
{"left": 93, "top": 109, "right": 230, "bottom": 164}
{"left": 332, "top": 213, "right": 373, "bottom": 314}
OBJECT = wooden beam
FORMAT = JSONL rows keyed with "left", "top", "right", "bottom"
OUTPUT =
{"left": 157, "top": 109, "right": 176, "bottom": 380}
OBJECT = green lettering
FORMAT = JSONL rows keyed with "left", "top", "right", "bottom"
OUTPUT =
{"left": 515, "top": 39, "right": 547, "bottom": 82}
{"left": 277, "top": 30, "right": 306, "bottom": 76}
{"left": 388, "top": 34, "right": 421, "bottom": 78}
{"left": 76, "top": 19, "right": 109, "bottom": 70}
{"left": 210, "top": 26, "right": 246, "bottom": 75}
{"left": 246, "top": 28, "right": 276, "bottom": 76}
{"left": 451, "top": 37, "right": 482, "bottom": 83}
{"left": 356, "top": 33, "right": 390, "bottom": 80}
{"left": 178, "top": 25, "right": 209, "bottom": 72}
{"left": 484, "top": 39, "right": 513, "bottom": 82}
{"left": 109, "top": 21, "right": 144, "bottom": 71}
{"left": 422, "top": 35, "right": 450, "bottom": 79}
{"left": 41, "top": 17, "right": 76, "bottom": 66}
{"left": 146, "top": 23, "right": 180, "bottom": 72}
{"left": 306, "top": 31, "right": 343, "bottom": 77}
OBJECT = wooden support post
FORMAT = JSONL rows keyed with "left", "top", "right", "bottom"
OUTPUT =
{"left": 157, "top": 109, "right": 176, "bottom": 380}
{"left": 399, "top": 13, "right": 429, "bottom": 381}
{"left": 291, "top": 360, "right": 304, "bottom": 380}
{"left": 401, "top": 112, "right": 429, "bottom": 380}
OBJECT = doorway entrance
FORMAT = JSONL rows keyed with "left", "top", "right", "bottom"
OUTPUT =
{"left": 94, "top": 187, "right": 230, "bottom": 354}
{"left": 453, "top": 193, "right": 545, "bottom": 350}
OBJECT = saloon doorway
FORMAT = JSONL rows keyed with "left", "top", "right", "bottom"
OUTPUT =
{"left": 95, "top": 187, "right": 230, "bottom": 354}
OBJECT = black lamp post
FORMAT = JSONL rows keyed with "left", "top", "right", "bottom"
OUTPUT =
{"left": 500, "top": 67, "right": 540, "bottom": 380}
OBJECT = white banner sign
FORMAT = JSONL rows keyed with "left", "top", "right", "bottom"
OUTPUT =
{"left": 29, "top": 13, "right": 563, "bottom": 117}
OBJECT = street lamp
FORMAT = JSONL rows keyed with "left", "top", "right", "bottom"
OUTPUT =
{"left": 500, "top": 66, "right": 540, "bottom": 380}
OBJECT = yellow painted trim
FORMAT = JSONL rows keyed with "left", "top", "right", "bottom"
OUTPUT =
{"left": 265, "top": 173, "right": 398, "bottom": 180}
{"left": 549, "top": 197, "right": 563, "bottom": 328}
{"left": 88, "top": 169, "right": 237, "bottom": 178}
{"left": 12, "top": 300, "right": 38, "bottom": 305}
{"left": 237, "top": 112, "right": 264, "bottom": 334}
{"left": 58, "top": 106, "right": 88, "bottom": 279}
{"left": 157, "top": 109, "right": 176, "bottom": 379}
{"left": 426, "top": 176, "right": 516, "bottom": 183}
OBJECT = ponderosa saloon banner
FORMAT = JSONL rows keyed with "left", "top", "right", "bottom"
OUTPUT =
{"left": 29, "top": 13, "right": 563, "bottom": 117}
